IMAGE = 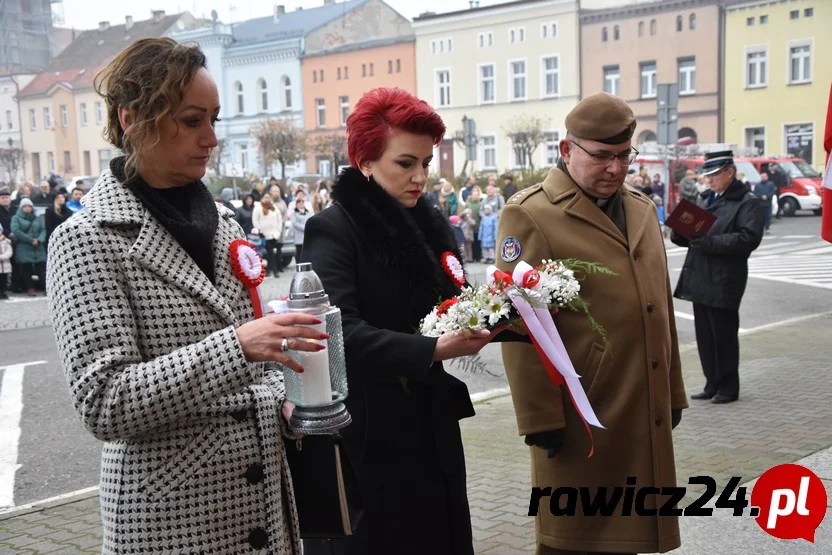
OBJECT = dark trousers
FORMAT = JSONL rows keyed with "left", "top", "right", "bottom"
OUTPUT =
{"left": 265, "top": 239, "right": 281, "bottom": 276}
{"left": 303, "top": 539, "right": 345, "bottom": 555}
{"left": 19, "top": 262, "right": 46, "bottom": 292}
{"left": 693, "top": 303, "right": 740, "bottom": 397}
{"left": 0, "top": 272, "right": 8, "bottom": 297}
{"left": 10, "top": 258, "right": 23, "bottom": 292}
{"left": 761, "top": 203, "right": 772, "bottom": 231}
{"left": 472, "top": 238, "right": 482, "bottom": 262}
{"left": 295, "top": 244, "right": 303, "bottom": 265}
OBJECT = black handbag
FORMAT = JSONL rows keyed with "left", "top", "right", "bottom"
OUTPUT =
{"left": 285, "top": 434, "right": 364, "bottom": 539}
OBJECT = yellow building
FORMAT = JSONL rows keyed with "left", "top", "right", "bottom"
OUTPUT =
{"left": 724, "top": 0, "right": 829, "bottom": 170}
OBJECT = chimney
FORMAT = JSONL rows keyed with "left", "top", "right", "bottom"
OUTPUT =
{"left": 274, "top": 5, "right": 285, "bottom": 22}
{"left": 152, "top": 10, "right": 166, "bottom": 23}
{"left": 98, "top": 21, "right": 110, "bottom": 31}
{"left": 324, "top": 0, "right": 335, "bottom": 5}
{"left": 125, "top": 15, "right": 134, "bottom": 30}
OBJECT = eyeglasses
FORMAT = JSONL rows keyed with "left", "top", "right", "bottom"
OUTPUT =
{"left": 570, "top": 141, "right": 638, "bottom": 166}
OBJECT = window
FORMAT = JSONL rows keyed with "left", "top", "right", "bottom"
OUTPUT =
{"left": 31, "top": 153, "right": 40, "bottom": 179}
{"left": 43, "top": 106, "right": 52, "bottom": 129}
{"left": 638, "top": 21, "right": 644, "bottom": 37}
{"left": 80, "top": 103, "right": 88, "bottom": 126}
{"left": 747, "top": 17, "right": 755, "bottom": 26}
{"left": 479, "top": 64, "right": 495, "bottom": 104}
{"left": 239, "top": 144, "right": 248, "bottom": 171}
{"left": 95, "top": 101, "right": 103, "bottom": 125}
{"left": 396, "top": 59, "right": 400, "bottom": 73}
{"left": 234, "top": 82, "right": 244, "bottom": 114}
{"left": 613, "top": 25, "right": 620, "bottom": 40}
{"left": 542, "top": 131, "right": 560, "bottom": 168}
{"left": 362, "top": 64, "right": 367, "bottom": 77}
{"left": 689, "top": 13, "right": 696, "bottom": 30}
{"left": 805, "top": 8, "right": 813, "bottom": 17}
{"left": 542, "top": 56, "right": 559, "bottom": 98}
{"left": 63, "top": 150, "right": 71, "bottom": 173}
{"left": 745, "top": 127, "right": 766, "bottom": 155}
{"left": 5, "top": 110, "right": 11, "bottom": 129}
{"left": 603, "top": 66, "right": 620, "bottom": 96}
{"left": 478, "top": 31, "right": 493, "bottom": 47}
{"left": 60, "top": 104, "right": 68, "bottom": 127}
{"left": 509, "top": 27, "right": 525, "bottom": 43}
{"left": 29, "top": 108, "right": 36, "bottom": 131}
{"left": 83, "top": 150, "right": 91, "bottom": 175}
{"left": 640, "top": 62, "right": 657, "bottom": 98}
{"left": 283, "top": 76, "right": 292, "bottom": 109}
{"left": 313, "top": 71, "right": 317, "bottom": 83}
{"left": 258, "top": 78, "right": 268, "bottom": 112}
{"left": 431, "top": 40, "right": 437, "bottom": 54}
{"left": 760, "top": 15, "right": 768, "bottom": 24}
{"left": 369, "top": 63, "right": 374, "bottom": 77}
{"left": 447, "top": 38, "right": 453, "bottom": 52}
{"left": 650, "top": 19, "right": 657, "bottom": 35}
{"left": 47, "top": 151, "right": 55, "bottom": 172}
{"left": 602, "top": 27, "right": 608, "bottom": 42}
{"left": 789, "top": 43, "right": 812, "bottom": 84}
{"left": 388, "top": 60, "right": 393, "bottom": 74}
{"left": 511, "top": 142, "right": 528, "bottom": 169}
{"left": 541, "top": 22, "right": 557, "bottom": 38}
{"left": 344, "top": 66, "right": 349, "bottom": 79}
{"left": 318, "top": 158, "right": 332, "bottom": 177}
{"left": 339, "top": 96, "right": 349, "bottom": 126}
{"left": 676, "top": 15, "right": 682, "bottom": 32}
{"left": 678, "top": 58, "right": 696, "bottom": 95}
{"left": 337, "top": 67, "right": 342, "bottom": 80}
{"left": 790, "top": 10, "right": 798, "bottom": 19}
{"left": 436, "top": 69, "right": 451, "bottom": 107}
{"left": 315, "top": 98, "right": 326, "bottom": 128}
{"left": 480, "top": 135, "right": 496, "bottom": 169}
{"left": 785, "top": 123, "right": 814, "bottom": 164}
{"left": 509, "top": 60, "right": 527, "bottom": 101}
{"left": 746, "top": 48, "right": 767, "bottom": 87}
{"left": 320, "top": 69, "right": 324, "bottom": 82}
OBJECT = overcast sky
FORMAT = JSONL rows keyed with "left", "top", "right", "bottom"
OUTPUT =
{"left": 57, "top": 0, "right": 507, "bottom": 29}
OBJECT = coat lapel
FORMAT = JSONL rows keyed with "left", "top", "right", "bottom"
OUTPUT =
{"left": 85, "top": 170, "right": 237, "bottom": 326}
{"left": 622, "top": 188, "right": 654, "bottom": 253}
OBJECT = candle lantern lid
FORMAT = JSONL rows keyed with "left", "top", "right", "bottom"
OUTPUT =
{"left": 287, "top": 262, "right": 330, "bottom": 310}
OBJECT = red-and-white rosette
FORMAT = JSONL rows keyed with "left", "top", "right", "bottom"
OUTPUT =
{"left": 230, "top": 239, "right": 266, "bottom": 319}
{"left": 441, "top": 251, "right": 466, "bottom": 288}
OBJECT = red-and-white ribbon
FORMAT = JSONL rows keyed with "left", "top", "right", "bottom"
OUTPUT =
{"left": 441, "top": 251, "right": 466, "bottom": 288}
{"left": 488, "top": 262, "right": 604, "bottom": 458}
{"left": 230, "top": 239, "right": 266, "bottom": 319}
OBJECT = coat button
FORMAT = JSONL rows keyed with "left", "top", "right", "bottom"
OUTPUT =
{"left": 655, "top": 416, "right": 663, "bottom": 426}
{"left": 647, "top": 303, "right": 654, "bottom": 313}
{"left": 246, "top": 463, "right": 265, "bottom": 484}
{"left": 249, "top": 527, "right": 268, "bottom": 549}
{"left": 652, "top": 359, "right": 659, "bottom": 369}
{"left": 231, "top": 410, "right": 247, "bottom": 422}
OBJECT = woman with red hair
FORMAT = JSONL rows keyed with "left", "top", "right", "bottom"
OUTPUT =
{"left": 302, "top": 88, "right": 507, "bottom": 554}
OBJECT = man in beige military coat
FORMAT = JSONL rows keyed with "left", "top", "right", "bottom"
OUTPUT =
{"left": 497, "top": 93, "right": 688, "bottom": 554}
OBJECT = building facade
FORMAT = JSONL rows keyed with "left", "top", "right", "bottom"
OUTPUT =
{"left": 414, "top": 0, "right": 580, "bottom": 178}
{"left": 0, "top": 0, "right": 57, "bottom": 74}
{"left": 723, "top": 0, "right": 828, "bottom": 168}
{"left": 580, "top": 0, "right": 724, "bottom": 147}
{"left": 0, "top": 73, "right": 35, "bottom": 183}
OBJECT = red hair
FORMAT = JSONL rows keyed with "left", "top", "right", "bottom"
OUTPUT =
{"left": 346, "top": 87, "right": 446, "bottom": 169}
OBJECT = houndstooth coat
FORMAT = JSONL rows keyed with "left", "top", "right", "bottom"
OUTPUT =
{"left": 46, "top": 170, "right": 301, "bottom": 554}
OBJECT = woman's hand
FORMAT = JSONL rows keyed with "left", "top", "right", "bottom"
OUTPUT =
{"left": 282, "top": 400, "right": 295, "bottom": 423}
{"left": 432, "top": 324, "right": 511, "bottom": 362}
{"left": 236, "top": 313, "right": 329, "bottom": 373}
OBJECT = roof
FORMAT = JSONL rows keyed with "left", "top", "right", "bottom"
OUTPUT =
{"left": 231, "top": 0, "right": 370, "bottom": 44}
{"left": 301, "top": 35, "right": 414, "bottom": 59}
{"left": 413, "top": 0, "right": 555, "bottom": 22}
{"left": 18, "top": 68, "right": 97, "bottom": 97}
{"left": 45, "top": 13, "right": 193, "bottom": 73}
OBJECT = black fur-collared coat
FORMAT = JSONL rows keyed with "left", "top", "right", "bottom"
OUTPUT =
{"left": 301, "top": 168, "right": 475, "bottom": 555}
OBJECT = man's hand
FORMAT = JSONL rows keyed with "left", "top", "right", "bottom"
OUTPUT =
{"left": 525, "top": 429, "right": 566, "bottom": 458}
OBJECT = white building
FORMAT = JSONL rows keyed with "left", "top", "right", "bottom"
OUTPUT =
{"left": 413, "top": 0, "right": 580, "bottom": 178}
{"left": 0, "top": 73, "right": 35, "bottom": 183}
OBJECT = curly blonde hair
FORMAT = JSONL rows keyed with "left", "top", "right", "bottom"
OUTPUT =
{"left": 94, "top": 37, "right": 207, "bottom": 181}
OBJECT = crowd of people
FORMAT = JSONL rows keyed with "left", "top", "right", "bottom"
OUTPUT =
{"left": 0, "top": 177, "right": 85, "bottom": 298}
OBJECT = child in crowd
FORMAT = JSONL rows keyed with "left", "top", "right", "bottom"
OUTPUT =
{"left": 247, "top": 227, "right": 267, "bottom": 269}
{"left": 478, "top": 204, "right": 498, "bottom": 264}
{"left": 449, "top": 215, "right": 466, "bottom": 258}
{"left": 0, "top": 225, "right": 12, "bottom": 300}
{"left": 461, "top": 208, "right": 476, "bottom": 263}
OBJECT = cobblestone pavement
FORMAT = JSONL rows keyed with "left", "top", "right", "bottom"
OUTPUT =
{"left": 2, "top": 308, "right": 831, "bottom": 553}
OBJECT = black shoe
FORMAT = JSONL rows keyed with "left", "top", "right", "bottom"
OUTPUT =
{"left": 690, "top": 391, "right": 715, "bottom": 400}
{"left": 711, "top": 393, "right": 739, "bottom": 404}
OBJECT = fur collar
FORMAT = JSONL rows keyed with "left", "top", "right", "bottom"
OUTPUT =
{"left": 332, "top": 167, "right": 464, "bottom": 320}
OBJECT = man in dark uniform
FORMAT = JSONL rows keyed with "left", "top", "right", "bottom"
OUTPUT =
{"left": 672, "top": 151, "right": 763, "bottom": 404}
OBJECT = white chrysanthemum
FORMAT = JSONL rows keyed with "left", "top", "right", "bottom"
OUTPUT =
{"left": 486, "top": 295, "right": 512, "bottom": 326}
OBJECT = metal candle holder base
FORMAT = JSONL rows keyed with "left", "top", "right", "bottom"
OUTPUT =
{"left": 289, "top": 401, "right": 352, "bottom": 436}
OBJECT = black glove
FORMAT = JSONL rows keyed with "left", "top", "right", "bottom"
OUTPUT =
{"left": 672, "top": 409, "right": 682, "bottom": 429}
{"left": 689, "top": 236, "right": 711, "bottom": 250}
{"left": 524, "top": 429, "right": 566, "bottom": 459}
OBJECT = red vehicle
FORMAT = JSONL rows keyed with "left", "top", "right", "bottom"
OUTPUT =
{"left": 746, "top": 157, "right": 823, "bottom": 217}
{"left": 666, "top": 156, "right": 763, "bottom": 211}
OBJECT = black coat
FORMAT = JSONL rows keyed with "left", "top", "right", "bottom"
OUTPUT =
{"left": 754, "top": 180, "right": 777, "bottom": 206}
{"left": 672, "top": 178, "right": 763, "bottom": 310}
{"left": 44, "top": 205, "right": 73, "bottom": 244}
{"left": 235, "top": 199, "right": 255, "bottom": 235}
{"left": 301, "top": 168, "right": 475, "bottom": 555}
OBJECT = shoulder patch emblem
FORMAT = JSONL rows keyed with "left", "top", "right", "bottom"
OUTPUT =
{"left": 500, "top": 236, "right": 522, "bottom": 262}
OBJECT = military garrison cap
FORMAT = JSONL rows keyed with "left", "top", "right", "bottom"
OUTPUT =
{"left": 565, "top": 92, "right": 636, "bottom": 145}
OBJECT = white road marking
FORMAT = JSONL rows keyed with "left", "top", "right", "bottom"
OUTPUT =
{"left": 0, "top": 360, "right": 46, "bottom": 509}
{"left": 674, "top": 311, "right": 747, "bottom": 332}
{"left": 0, "top": 485, "right": 98, "bottom": 516}
{"left": 470, "top": 387, "right": 510, "bottom": 403}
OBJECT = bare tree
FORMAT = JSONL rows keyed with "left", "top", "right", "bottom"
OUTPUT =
{"left": 251, "top": 118, "right": 307, "bottom": 181}
{"left": 210, "top": 138, "right": 227, "bottom": 177}
{"left": 0, "top": 146, "right": 26, "bottom": 185}
{"left": 311, "top": 132, "right": 348, "bottom": 176}
{"left": 503, "top": 115, "right": 549, "bottom": 173}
